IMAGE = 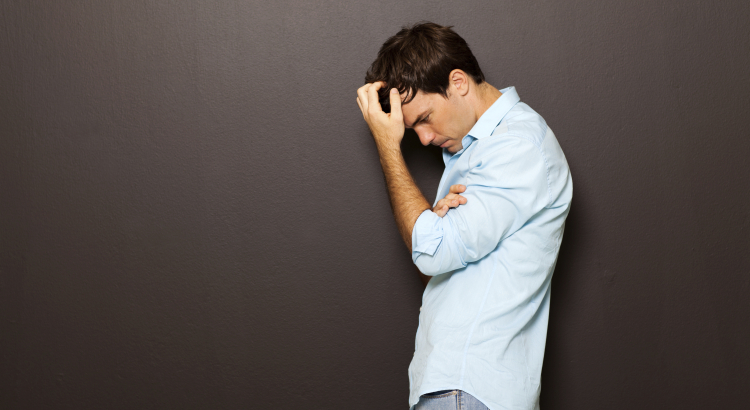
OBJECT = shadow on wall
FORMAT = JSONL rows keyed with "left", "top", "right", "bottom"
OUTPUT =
{"left": 400, "top": 128, "right": 446, "bottom": 205}
{"left": 548, "top": 198, "right": 583, "bottom": 310}
{"left": 540, "top": 192, "right": 584, "bottom": 405}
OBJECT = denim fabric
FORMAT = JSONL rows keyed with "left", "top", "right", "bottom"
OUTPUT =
{"left": 413, "top": 390, "right": 490, "bottom": 410}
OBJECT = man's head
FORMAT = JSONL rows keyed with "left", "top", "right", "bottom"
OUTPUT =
{"left": 365, "top": 22, "right": 487, "bottom": 153}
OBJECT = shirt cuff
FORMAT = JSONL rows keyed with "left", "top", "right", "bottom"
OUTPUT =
{"left": 411, "top": 209, "right": 444, "bottom": 260}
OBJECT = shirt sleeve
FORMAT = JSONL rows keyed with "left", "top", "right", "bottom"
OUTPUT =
{"left": 411, "top": 135, "right": 550, "bottom": 276}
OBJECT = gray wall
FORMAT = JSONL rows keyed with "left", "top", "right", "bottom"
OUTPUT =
{"left": 2, "top": 1, "right": 749, "bottom": 409}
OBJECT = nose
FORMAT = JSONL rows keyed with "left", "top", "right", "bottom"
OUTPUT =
{"left": 415, "top": 128, "right": 435, "bottom": 146}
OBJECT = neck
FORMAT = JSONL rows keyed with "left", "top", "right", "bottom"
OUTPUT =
{"left": 472, "top": 82, "right": 502, "bottom": 121}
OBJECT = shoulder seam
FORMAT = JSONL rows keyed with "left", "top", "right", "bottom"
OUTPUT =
{"left": 538, "top": 129, "right": 552, "bottom": 206}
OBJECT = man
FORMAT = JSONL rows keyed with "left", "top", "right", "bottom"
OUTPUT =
{"left": 356, "top": 23, "right": 572, "bottom": 410}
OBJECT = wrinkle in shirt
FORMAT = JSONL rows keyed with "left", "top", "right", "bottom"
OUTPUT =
{"left": 407, "top": 87, "right": 572, "bottom": 410}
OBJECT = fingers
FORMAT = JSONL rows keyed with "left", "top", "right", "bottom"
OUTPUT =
{"left": 357, "top": 82, "right": 385, "bottom": 117}
{"left": 444, "top": 185, "right": 468, "bottom": 204}
{"left": 356, "top": 84, "right": 370, "bottom": 114}
{"left": 449, "top": 184, "right": 466, "bottom": 194}
{"left": 367, "top": 81, "right": 384, "bottom": 114}
{"left": 389, "top": 87, "right": 403, "bottom": 122}
{"left": 446, "top": 185, "right": 468, "bottom": 205}
{"left": 450, "top": 193, "right": 467, "bottom": 205}
{"left": 440, "top": 197, "right": 463, "bottom": 207}
{"left": 432, "top": 197, "right": 462, "bottom": 216}
{"left": 434, "top": 204, "right": 449, "bottom": 218}
{"left": 445, "top": 194, "right": 467, "bottom": 205}
{"left": 432, "top": 185, "right": 469, "bottom": 217}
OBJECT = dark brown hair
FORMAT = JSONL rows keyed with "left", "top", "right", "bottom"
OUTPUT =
{"left": 365, "top": 22, "right": 485, "bottom": 113}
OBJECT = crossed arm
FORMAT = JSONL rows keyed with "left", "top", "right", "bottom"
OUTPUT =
{"left": 356, "top": 82, "right": 467, "bottom": 253}
{"left": 371, "top": 145, "right": 467, "bottom": 251}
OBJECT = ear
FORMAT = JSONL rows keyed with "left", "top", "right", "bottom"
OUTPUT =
{"left": 449, "top": 69, "right": 470, "bottom": 97}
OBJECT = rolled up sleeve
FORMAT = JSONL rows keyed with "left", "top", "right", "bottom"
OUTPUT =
{"left": 411, "top": 135, "right": 550, "bottom": 276}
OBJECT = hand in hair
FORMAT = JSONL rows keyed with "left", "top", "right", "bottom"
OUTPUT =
{"left": 432, "top": 184, "right": 468, "bottom": 217}
{"left": 356, "top": 81, "right": 405, "bottom": 150}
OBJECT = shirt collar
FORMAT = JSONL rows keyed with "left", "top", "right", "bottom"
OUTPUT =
{"left": 466, "top": 86, "right": 520, "bottom": 140}
{"left": 442, "top": 86, "right": 521, "bottom": 163}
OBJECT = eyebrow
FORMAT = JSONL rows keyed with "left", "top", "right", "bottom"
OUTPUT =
{"left": 407, "top": 111, "right": 429, "bottom": 128}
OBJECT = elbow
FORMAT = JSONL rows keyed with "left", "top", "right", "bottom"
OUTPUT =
{"left": 411, "top": 211, "right": 467, "bottom": 275}
{"left": 414, "top": 259, "right": 442, "bottom": 277}
{"left": 413, "top": 249, "right": 465, "bottom": 276}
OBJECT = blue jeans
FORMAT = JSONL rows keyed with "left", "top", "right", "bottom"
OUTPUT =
{"left": 414, "top": 390, "right": 490, "bottom": 410}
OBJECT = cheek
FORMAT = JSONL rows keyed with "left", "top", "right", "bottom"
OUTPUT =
{"left": 441, "top": 109, "right": 461, "bottom": 135}
{"left": 439, "top": 117, "right": 459, "bottom": 138}
{"left": 431, "top": 114, "right": 448, "bottom": 136}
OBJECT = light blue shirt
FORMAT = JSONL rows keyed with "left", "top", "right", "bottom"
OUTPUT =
{"left": 408, "top": 87, "right": 573, "bottom": 410}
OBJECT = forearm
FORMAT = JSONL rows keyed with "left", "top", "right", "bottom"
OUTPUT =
{"left": 376, "top": 145, "right": 431, "bottom": 252}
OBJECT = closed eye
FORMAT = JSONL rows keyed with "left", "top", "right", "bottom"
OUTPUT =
{"left": 407, "top": 111, "right": 431, "bottom": 128}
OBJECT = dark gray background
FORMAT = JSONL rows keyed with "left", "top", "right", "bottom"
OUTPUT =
{"left": 2, "top": 1, "right": 749, "bottom": 409}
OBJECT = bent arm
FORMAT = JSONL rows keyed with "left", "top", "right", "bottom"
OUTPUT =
{"left": 376, "top": 145, "right": 431, "bottom": 252}
{"left": 412, "top": 136, "right": 550, "bottom": 276}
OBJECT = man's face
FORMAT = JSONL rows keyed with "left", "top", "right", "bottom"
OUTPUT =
{"left": 401, "top": 89, "right": 473, "bottom": 154}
